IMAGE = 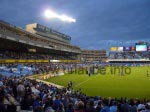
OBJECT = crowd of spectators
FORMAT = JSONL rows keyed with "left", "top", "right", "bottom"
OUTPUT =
{"left": 0, "top": 51, "right": 76, "bottom": 60}
{"left": 0, "top": 63, "right": 78, "bottom": 77}
{"left": 0, "top": 74, "right": 150, "bottom": 112}
{"left": 109, "top": 52, "right": 150, "bottom": 59}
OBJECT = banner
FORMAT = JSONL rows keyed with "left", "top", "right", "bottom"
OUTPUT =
{"left": 110, "top": 47, "right": 118, "bottom": 51}
{"left": 0, "top": 60, "right": 49, "bottom": 63}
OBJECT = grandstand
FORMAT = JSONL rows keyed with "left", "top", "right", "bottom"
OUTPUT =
{"left": 0, "top": 19, "right": 82, "bottom": 78}
{"left": 81, "top": 50, "right": 106, "bottom": 62}
{"left": 0, "top": 20, "right": 81, "bottom": 63}
{"left": 108, "top": 42, "right": 150, "bottom": 63}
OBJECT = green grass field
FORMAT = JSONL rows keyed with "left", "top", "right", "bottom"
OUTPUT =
{"left": 45, "top": 66, "right": 150, "bottom": 99}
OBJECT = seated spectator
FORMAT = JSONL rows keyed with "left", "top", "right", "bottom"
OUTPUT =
{"left": 66, "top": 103, "right": 74, "bottom": 112}
{"left": 53, "top": 95, "right": 61, "bottom": 111}
{"left": 34, "top": 106, "right": 43, "bottom": 112}
{"left": 141, "top": 103, "right": 150, "bottom": 112}
{"left": 101, "top": 100, "right": 110, "bottom": 112}
{"left": 7, "top": 100, "right": 17, "bottom": 112}
{"left": 21, "top": 94, "right": 33, "bottom": 110}
{"left": 33, "top": 96, "right": 43, "bottom": 111}
{"left": 96, "top": 101, "right": 102, "bottom": 112}
{"left": 57, "top": 103, "right": 65, "bottom": 112}
{"left": 138, "top": 104, "right": 146, "bottom": 112}
{"left": 110, "top": 101, "right": 117, "bottom": 112}
{"left": 129, "top": 99, "right": 137, "bottom": 112}
{"left": 0, "top": 96, "right": 7, "bottom": 112}
{"left": 86, "top": 100, "right": 96, "bottom": 112}
{"left": 0, "top": 80, "right": 3, "bottom": 87}
{"left": 121, "top": 99, "right": 130, "bottom": 112}
{"left": 44, "top": 99, "right": 55, "bottom": 112}
{"left": 75, "top": 101, "right": 85, "bottom": 112}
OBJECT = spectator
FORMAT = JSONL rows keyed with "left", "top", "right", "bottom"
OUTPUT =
{"left": 0, "top": 80, "right": 3, "bottom": 87}
{"left": 0, "top": 96, "right": 7, "bottom": 112}
{"left": 141, "top": 103, "right": 150, "bottom": 112}
{"left": 129, "top": 99, "right": 137, "bottom": 112}
{"left": 86, "top": 100, "right": 96, "bottom": 112}
{"left": 96, "top": 101, "right": 102, "bottom": 112}
{"left": 33, "top": 96, "right": 43, "bottom": 111}
{"left": 110, "top": 101, "right": 117, "bottom": 112}
{"left": 17, "top": 82, "right": 25, "bottom": 102}
{"left": 75, "top": 101, "right": 85, "bottom": 112}
{"left": 57, "top": 103, "right": 65, "bottom": 112}
{"left": 44, "top": 99, "right": 55, "bottom": 112}
{"left": 7, "top": 100, "right": 17, "bottom": 112}
{"left": 53, "top": 95, "right": 61, "bottom": 110}
{"left": 66, "top": 103, "right": 74, "bottom": 112}
{"left": 101, "top": 100, "right": 110, "bottom": 112}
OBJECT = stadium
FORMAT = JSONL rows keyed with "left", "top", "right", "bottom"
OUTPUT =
{"left": 0, "top": 1, "right": 150, "bottom": 112}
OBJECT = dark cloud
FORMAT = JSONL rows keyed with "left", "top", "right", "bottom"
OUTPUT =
{"left": 0, "top": 0, "right": 149, "bottom": 50}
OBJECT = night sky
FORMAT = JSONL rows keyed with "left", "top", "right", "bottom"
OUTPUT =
{"left": 0, "top": 0, "right": 149, "bottom": 50}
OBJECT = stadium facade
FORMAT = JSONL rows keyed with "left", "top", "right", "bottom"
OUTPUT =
{"left": 81, "top": 50, "right": 106, "bottom": 62}
{"left": 0, "top": 20, "right": 107, "bottom": 63}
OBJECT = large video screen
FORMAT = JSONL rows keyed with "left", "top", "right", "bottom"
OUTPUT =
{"left": 136, "top": 45, "right": 147, "bottom": 51}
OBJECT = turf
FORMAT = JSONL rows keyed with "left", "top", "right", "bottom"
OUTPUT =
{"left": 45, "top": 66, "right": 150, "bottom": 99}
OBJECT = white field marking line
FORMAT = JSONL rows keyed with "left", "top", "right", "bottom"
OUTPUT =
{"left": 75, "top": 75, "right": 99, "bottom": 87}
{"left": 75, "top": 78, "right": 89, "bottom": 87}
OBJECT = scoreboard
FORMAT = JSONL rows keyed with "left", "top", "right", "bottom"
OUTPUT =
{"left": 135, "top": 45, "right": 147, "bottom": 51}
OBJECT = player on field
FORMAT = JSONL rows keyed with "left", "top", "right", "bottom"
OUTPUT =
{"left": 146, "top": 70, "right": 149, "bottom": 77}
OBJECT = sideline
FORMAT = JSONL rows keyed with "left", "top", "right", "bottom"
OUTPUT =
{"left": 26, "top": 75, "right": 64, "bottom": 89}
{"left": 75, "top": 75, "right": 99, "bottom": 87}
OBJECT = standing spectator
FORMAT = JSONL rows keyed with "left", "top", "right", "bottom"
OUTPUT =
{"left": 17, "top": 82, "right": 25, "bottom": 102}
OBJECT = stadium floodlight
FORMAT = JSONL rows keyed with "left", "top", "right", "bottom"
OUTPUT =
{"left": 60, "top": 15, "right": 76, "bottom": 23}
{"left": 44, "top": 9, "right": 58, "bottom": 18}
{"left": 44, "top": 9, "right": 76, "bottom": 23}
